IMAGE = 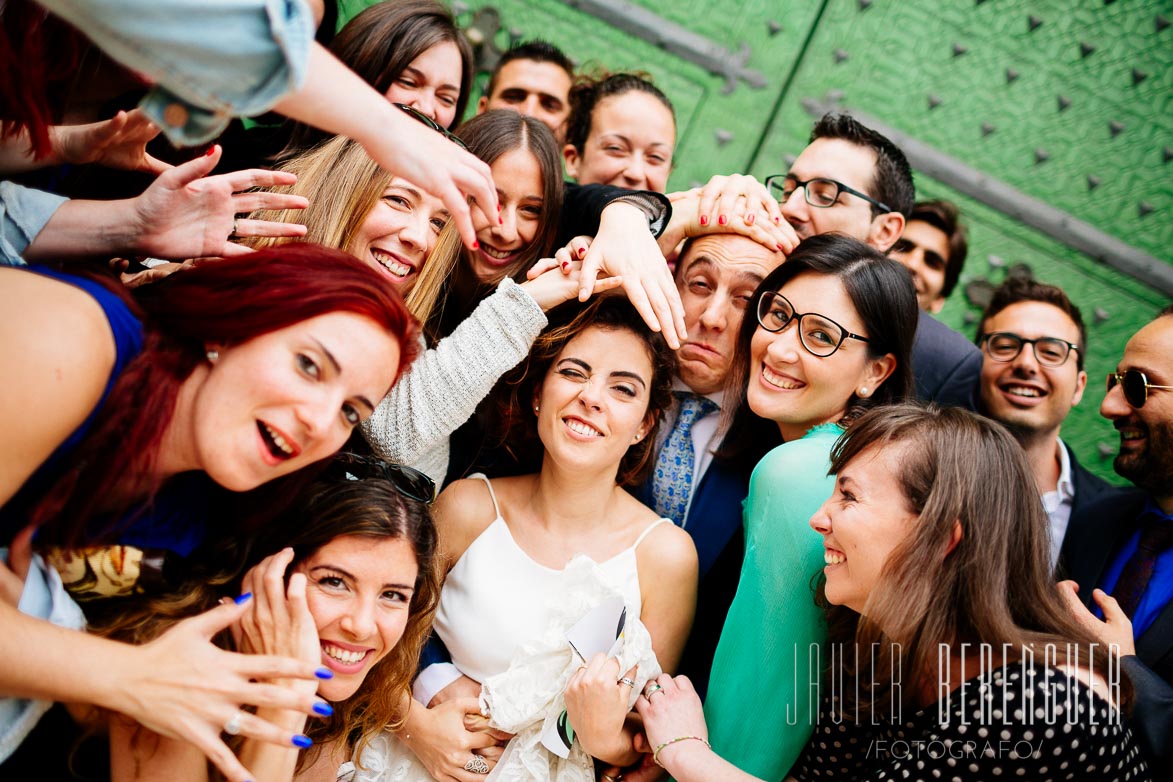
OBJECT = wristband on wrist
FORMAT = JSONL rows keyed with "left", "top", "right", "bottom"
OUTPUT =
{"left": 652, "top": 735, "right": 711, "bottom": 767}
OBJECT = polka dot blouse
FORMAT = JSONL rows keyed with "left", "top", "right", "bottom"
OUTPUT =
{"left": 789, "top": 661, "right": 1150, "bottom": 781}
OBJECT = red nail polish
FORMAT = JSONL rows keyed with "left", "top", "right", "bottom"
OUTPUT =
{"left": 699, "top": 215, "right": 709, "bottom": 226}
{"left": 578, "top": 247, "right": 586, "bottom": 258}
{"left": 774, "top": 215, "right": 781, "bottom": 225}
{"left": 499, "top": 217, "right": 504, "bottom": 225}
{"left": 204, "top": 146, "right": 215, "bottom": 157}
{"left": 718, "top": 215, "right": 727, "bottom": 226}
{"left": 746, "top": 213, "right": 756, "bottom": 225}
{"left": 472, "top": 240, "right": 479, "bottom": 250}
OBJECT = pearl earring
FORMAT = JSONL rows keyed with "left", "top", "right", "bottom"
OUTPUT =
{"left": 534, "top": 404, "right": 540, "bottom": 415}
{"left": 206, "top": 349, "right": 220, "bottom": 363}
{"left": 858, "top": 386, "right": 869, "bottom": 397}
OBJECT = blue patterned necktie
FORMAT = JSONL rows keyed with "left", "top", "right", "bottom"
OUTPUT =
{"left": 652, "top": 392, "right": 719, "bottom": 526}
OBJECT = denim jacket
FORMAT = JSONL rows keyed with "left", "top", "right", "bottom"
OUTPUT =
{"left": 37, "top": 0, "right": 314, "bottom": 146}
{"left": 0, "top": 183, "right": 67, "bottom": 267}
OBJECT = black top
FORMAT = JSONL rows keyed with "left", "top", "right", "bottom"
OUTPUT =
{"left": 790, "top": 660, "right": 1150, "bottom": 781}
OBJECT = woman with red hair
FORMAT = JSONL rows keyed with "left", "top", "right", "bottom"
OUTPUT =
{"left": 0, "top": 243, "right": 417, "bottom": 782}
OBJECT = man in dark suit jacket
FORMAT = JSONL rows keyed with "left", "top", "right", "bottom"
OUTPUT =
{"left": 778, "top": 113, "right": 980, "bottom": 409}
{"left": 975, "top": 278, "right": 1110, "bottom": 566}
{"left": 1059, "top": 306, "right": 1173, "bottom": 777}
{"left": 639, "top": 233, "right": 784, "bottom": 695}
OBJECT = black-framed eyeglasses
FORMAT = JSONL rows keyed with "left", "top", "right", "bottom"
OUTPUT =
{"left": 1106, "top": 369, "right": 1173, "bottom": 409}
{"left": 755, "top": 291, "right": 871, "bottom": 357}
{"left": 764, "top": 173, "right": 892, "bottom": 214}
{"left": 326, "top": 452, "right": 436, "bottom": 504}
{"left": 393, "top": 103, "right": 468, "bottom": 151}
{"left": 980, "top": 332, "right": 1079, "bottom": 368}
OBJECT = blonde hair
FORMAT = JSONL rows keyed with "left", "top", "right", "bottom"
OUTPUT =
{"left": 247, "top": 135, "right": 391, "bottom": 256}
{"left": 404, "top": 220, "right": 461, "bottom": 326}
{"left": 249, "top": 135, "right": 456, "bottom": 323}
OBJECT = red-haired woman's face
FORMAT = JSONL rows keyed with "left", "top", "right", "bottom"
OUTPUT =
{"left": 181, "top": 313, "right": 400, "bottom": 491}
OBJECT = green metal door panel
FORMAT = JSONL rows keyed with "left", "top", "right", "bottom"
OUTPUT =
{"left": 450, "top": 0, "right": 828, "bottom": 190}
{"left": 331, "top": 1, "right": 1169, "bottom": 480}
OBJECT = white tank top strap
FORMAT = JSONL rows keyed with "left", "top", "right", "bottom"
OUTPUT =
{"left": 631, "top": 517, "right": 671, "bottom": 550}
{"left": 468, "top": 472, "right": 503, "bottom": 520}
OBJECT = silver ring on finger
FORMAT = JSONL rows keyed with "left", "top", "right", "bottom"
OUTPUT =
{"left": 223, "top": 709, "right": 245, "bottom": 736}
{"left": 617, "top": 676, "right": 636, "bottom": 688}
{"left": 463, "top": 755, "right": 490, "bottom": 774}
{"left": 230, "top": 217, "right": 241, "bottom": 239}
{"left": 644, "top": 683, "right": 664, "bottom": 699}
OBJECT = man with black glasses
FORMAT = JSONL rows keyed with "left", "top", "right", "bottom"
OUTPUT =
{"left": 766, "top": 114, "right": 981, "bottom": 408}
{"left": 1061, "top": 304, "right": 1173, "bottom": 778}
{"left": 976, "top": 278, "right": 1110, "bottom": 568}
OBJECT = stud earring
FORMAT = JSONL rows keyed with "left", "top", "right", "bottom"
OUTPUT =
{"left": 858, "top": 386, "right": 869, "bottom": 397}
{"left": 534, "top": 404, "right": 540, "bottom": 415}
{"left": 206, "top": 349, "right": 220, "bottom": 363}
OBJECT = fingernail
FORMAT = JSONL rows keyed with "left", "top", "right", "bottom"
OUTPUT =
{"left": 313, "top": 701, "right": 334, "bottom": 716}
{"left": 774, "top": 215, "right": 781, "bottom": 224}
{"left": 577, "top": 247, "right": 586, "bottom": 258}
{"left": 472, "top": 240, "right": 479, "bottom": 250}
{"left": 497, "top": 203, "right": 502, "bottom": 212}
{"left": 315, "top": 667, "right": 334, "bottom": 680}
{"left": 292, "top": 734, "right": 313, "bottom": 749}
{"left": 499, "top": 217, "right": 504, "bottom": 225}
{"left": 777, "top": 243, "right": 788, "bottom": 252}
{"left": 746, "top": 213, "right": 756, "bottom": 225}
{"left": 204, "top": 146, "right": 215, "bottom": 157}
{"left": 234, "top": 592, "right": 253, "bottom": 605}
{"left": 718, "top": 215, "right": 728, "bottom": 226}
{"left": 561, "top": 261, "right": 569, "bottom": 270}
{"left": 699, "top": 215, "right": 709, "bottom": 226}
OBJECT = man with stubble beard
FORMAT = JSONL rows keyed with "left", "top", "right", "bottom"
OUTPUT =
{"left": 1059, "top": 304, "right": 1173, "bottom": 778}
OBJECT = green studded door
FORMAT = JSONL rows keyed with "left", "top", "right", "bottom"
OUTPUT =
{"left": 341, "top": 0, "right": 1171, "bottom": 481}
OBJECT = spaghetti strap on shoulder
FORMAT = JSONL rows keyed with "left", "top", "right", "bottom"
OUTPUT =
{"left": 468, "top": 472, "right": 503, "bottom": 520}
{"left": 631, "top": 517, "right": 671, "bottom": 550}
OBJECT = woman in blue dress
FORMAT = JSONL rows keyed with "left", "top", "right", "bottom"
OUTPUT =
{"left": 0, "top": 244, "right": 416, "bottom": 781}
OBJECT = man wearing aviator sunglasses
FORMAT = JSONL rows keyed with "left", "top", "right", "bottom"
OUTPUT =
{"left": 1060, "top": 305, "right": 1173, "bottom": 777}
{"left": 763, "top": 113, "right": 982, "bottom": 409}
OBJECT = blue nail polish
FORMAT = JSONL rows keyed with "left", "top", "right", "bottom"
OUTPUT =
{"left": 292, "top": 734, "right": 313, "bottom": 749}
{"left": 314, "top": 667, "right": 334, "bottom": 680}
{"left": 312, "top": 701, "right": 334, "bottom": 716}
{"left": 234, "top": 592, "right": 253, "bottom": 605}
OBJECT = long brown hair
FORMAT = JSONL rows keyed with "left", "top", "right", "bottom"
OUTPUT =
{"left": 92, "top": 471, "right": 441, "bottom": 775}
{"left": 495, "top": 297, "right": 674, "bottom": 487}
{"left": 822, "top": 403, "right": 1128, "bottom": 719}
{"left": 253, "top": 476, "right": 441, "bottom": 769}
{"left": 420, "top": 110, "right": 564, "bottom": 341}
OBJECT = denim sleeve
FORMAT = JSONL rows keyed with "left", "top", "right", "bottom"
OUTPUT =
{"left": 0, "top": 183, "right": 68, "bottom": 267}
{"left": 37, "top": 0, "right": 314, "bottom": 146}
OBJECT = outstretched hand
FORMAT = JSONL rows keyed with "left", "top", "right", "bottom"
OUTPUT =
{"left": 1056, "top": 580, "right": 1137, "bottom": 656}
{"left": 54, "top": 109, "right": 170, "bottom": 175}
{"left": 521, "top": 243, "right": 623, "bottom": 311}
{"left": 663, "top": 174, "right": 799, "bottom": 257}
{"left": 129, "top": 144, "right": 308, "bottom": 260}
{"left": 110, "top": 597, "right": 332, "bottom": 782}
{"left": 562, "top": 203, "right": 686, "bottom": 348}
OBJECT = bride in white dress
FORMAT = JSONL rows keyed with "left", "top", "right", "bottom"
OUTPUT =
{"left": 361, "top": 298, "right": 698, "bottom": 781}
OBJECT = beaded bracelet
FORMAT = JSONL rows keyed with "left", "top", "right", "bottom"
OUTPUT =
{"left": 652, "top": 735, "right": 711, "bottom": 767}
